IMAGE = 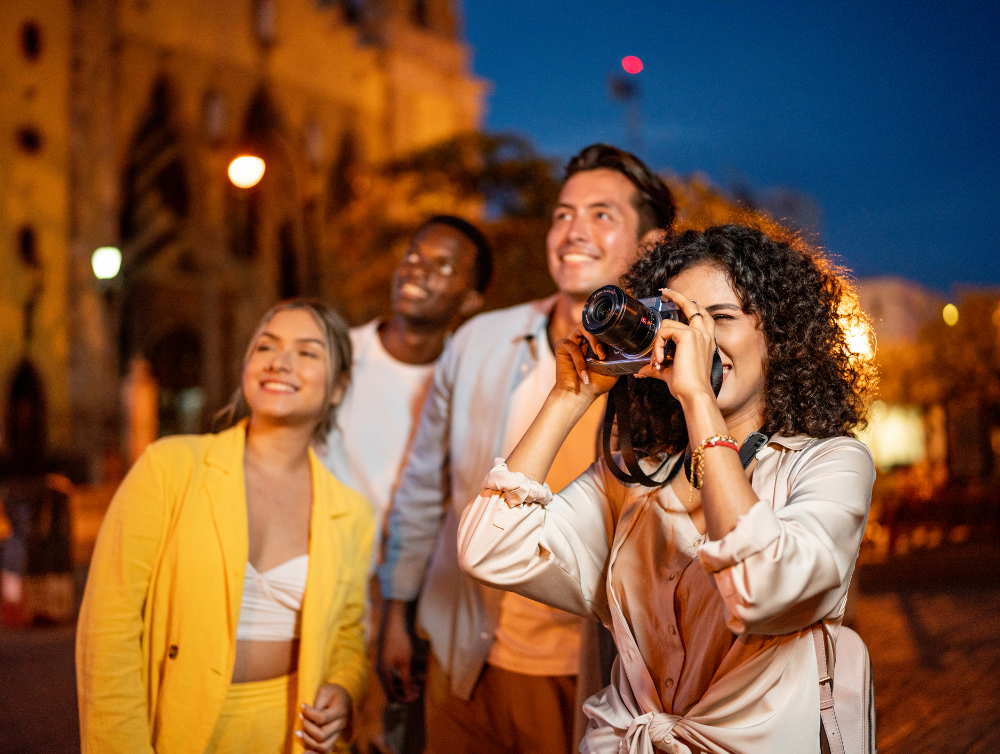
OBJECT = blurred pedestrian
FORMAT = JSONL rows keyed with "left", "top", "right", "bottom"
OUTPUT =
{"left": 0, "top": 360, "right": 74, "bottom": 626}
{"left": 77, "top": 299, "right": 373, "bottom": 754}
{"left": 378, "top": 144, "right": 676, "bottom": 754}
{"left": 321, "top": 215, "right": 491, "bottom": 753}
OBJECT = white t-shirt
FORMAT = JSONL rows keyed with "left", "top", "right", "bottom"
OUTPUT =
{"left": 322, "top": 320, "right": 435, "bottom": 573}
{"left": 486, "top": 330, "right": 606, "bottom": 677}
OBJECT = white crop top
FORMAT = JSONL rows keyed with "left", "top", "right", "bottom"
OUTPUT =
{"left": 236, "top": 555, "right": 310, "bottom": 642}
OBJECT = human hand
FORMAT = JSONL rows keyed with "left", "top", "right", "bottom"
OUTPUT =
{"left": 553, "top": 323, "right": 619, "bottom": 398}
{"left": 376, "top": 602, "right": 418, "bottom": 703}
{"left": 298, "top": 683, "right": 351, "bottom": 752}
{"left": 636, "top": 288, "right": 718, "bottom": 404}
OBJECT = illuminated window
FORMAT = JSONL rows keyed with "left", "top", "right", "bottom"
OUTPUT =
{"left": 21, "top": 22, "right": 42, "bottom": 61}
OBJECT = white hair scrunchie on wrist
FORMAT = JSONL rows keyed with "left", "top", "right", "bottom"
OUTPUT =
{"left": 482, "top": 458, "right": 553, "bottom": 507}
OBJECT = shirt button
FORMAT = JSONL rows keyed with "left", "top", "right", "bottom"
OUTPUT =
{"left": 668, "top": 573, "right": 675, "bottom": 581}
{"left": 664, "top": 678, "right": 674, "bottom": 689}
{"left": 669, "top": 625, "right": 677, "bottom": 635}
{"left": 168, "top": 645, "right": 178, "bottom": 659}
{"left": 480, "top": 632, "right": 490, "bottom": 640}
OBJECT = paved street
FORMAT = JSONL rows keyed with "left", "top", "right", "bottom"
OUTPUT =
{"left": 0, "top": 625, "right": 79, "bottom": 754}
{"left": 851, "top": 543, "right": 1000, "bottom": 754}
{"left": 2, "top": 555, "right": 999, "bottom": 754}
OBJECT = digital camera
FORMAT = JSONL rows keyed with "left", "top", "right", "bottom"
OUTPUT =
{"left": 582, "top": 285, "right": 688, "bottom": 375}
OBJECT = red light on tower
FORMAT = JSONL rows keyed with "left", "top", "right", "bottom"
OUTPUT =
{"left": 622, "top": 56, "right": 643, "bottom": 74}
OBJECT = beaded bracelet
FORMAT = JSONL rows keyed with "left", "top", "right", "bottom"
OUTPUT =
{"left": 688, "top": 435, "right": 740, "bottom": 498}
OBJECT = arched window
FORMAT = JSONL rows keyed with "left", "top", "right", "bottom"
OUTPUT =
{"left": 20, "top": 22, "right": 42, "bottom": 61}
{"left": 326, "top": 131, "right": 358, "bottom": 219}
{"left": 17, "top": 226, "right": 38, "bottom": 266}
{"left": 119, "top": 79, "right": 190, "bottom": 270}
{"left": 149, "top": 327, "right": 204, "bottom": 436}
{"left": 278, "top": 222, "right": 300, "bottom": 299}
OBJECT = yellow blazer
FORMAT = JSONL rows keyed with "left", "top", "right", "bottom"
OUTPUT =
{"left": 76, "top": 421, "right": 373, "bottom": 754}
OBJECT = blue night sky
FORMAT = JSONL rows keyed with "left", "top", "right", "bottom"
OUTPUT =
{"left": 462, "top": 0, "right": 1000, "bottom": 294}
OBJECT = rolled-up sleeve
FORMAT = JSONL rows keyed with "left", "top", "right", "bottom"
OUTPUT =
{"left": 458, "top": 460, "right": 616, "bottom": 622}
{"left": 698, "top": 437, "right": 875, "bottom": 635}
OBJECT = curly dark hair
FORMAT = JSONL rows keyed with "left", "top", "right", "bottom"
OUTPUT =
{"left": 618, "top": 224, "right": 877, "bottom": 457}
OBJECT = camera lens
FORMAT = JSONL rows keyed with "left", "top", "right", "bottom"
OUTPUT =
{"left": 582, "top": 285, "right": 658, "bottom": 356}
{"left": 590, "top": 295, "right": 615, "bottom": 325}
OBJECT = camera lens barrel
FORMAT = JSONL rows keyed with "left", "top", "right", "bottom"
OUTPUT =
{"left": 582, "top": 285, "right": 659, "bottom": 356}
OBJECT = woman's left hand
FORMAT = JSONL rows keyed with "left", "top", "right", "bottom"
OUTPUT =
{"left": 298, "top": 683, "right": 351, "bottom": 752}
{"left": 636, "top": 288, "right": 717, "bottom": 405}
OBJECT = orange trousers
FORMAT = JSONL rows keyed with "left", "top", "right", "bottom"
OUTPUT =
{"left": 424, "top": 653, "right": 576, "bottom": 754}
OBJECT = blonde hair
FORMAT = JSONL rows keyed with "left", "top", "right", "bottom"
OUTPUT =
{"left": 216, "top": 299, "right": 352, "bottom": 445}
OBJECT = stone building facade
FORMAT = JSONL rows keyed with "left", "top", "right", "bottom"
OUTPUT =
{"left": 0, "top": 0, "right": 485, "bottom": 477}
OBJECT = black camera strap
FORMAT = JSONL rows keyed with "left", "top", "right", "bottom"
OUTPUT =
{"left": 602, "top": 349, "right": 764, "bottom": 488}
{"left": 603, "top": 376, "right": 679, "bottom": 487}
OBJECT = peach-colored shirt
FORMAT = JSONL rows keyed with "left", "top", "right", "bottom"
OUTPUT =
{"left": 488, "top": 332, "right": 604, "bottom": 676}
{"left": 458, "top": 434, "right": 874, "bottom": 754}
{"left": 611, "top": 484, "right": 734, "bottom": 715}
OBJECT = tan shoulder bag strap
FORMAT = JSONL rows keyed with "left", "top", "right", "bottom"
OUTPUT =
{"left": 813, "top": 623, "right": 847, "bottom": 754}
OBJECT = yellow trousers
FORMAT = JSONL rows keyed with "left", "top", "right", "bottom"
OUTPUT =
{"left": 205, "top": 673, "right": 297, "bottom": 754}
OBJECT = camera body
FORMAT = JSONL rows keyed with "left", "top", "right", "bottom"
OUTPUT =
{"left": 582, "top": 285, "right": 688, "bottom": 375}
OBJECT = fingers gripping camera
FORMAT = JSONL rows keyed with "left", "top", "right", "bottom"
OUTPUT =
{"left": 581, "top": 285, "right": 687, "bottom": 375}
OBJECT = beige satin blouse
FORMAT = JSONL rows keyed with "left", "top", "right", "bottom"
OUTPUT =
{"left": 457, "top": 434, "right": 875, "bottom": 754}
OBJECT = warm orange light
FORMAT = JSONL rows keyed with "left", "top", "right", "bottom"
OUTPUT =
{"left": 845, "top": 321, "right": 873, "bottom": 358}
{"left": 228, "top": 155, "right": 265, "bottom": 188}
{"left": 942, "top": 303, "right": 959, "bottom": 326}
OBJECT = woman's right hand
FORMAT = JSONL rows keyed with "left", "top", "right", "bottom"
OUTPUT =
{"left": 553, "top": 324, "right": 619, "bottom": 399}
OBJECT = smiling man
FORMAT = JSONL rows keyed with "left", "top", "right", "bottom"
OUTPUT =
{"left": 321, "top": 216, "right": 491, "bottom": 753}
{"left": 378, "top": 145, "right": 675, "bottom": 754}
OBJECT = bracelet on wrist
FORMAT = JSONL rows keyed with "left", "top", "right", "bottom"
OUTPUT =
{"left": 687, "top": 434, "right": 740, "bottom": 494}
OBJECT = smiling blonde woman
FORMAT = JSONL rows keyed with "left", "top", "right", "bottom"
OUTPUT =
{"left": 77, "top": 299, "right": 373, "bottom": 754}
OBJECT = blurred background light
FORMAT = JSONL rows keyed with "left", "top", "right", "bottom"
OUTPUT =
{"left": 621, "top": 55, "right": 643, "bottom": 74}
{"left": 845, "top": 321, "right": 874, "bottom": 358}
{"left": 91, "top": 246, "right": 122, "bottom": 280}
{"left": 943, "top": 303, "right": 959, "bottom": 326}
{"left": 228, "top": 155, "right": 265, "bottom": 188}
{"left": 857, "top": 400, "right": 926, "bottom": 470}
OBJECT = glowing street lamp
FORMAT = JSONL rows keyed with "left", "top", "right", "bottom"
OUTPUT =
{"left": 228, "top": 155, "right": 265, "bottom": 188}
{"left": 91, "top": 246, "right": 122, "bottom": 280}
{"left": 943, "top": 303, "right": 959, "bottom": 326}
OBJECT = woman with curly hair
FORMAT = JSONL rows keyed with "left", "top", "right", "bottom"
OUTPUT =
{"left": 457, "top": 224, "right": 877, "bottom": 753}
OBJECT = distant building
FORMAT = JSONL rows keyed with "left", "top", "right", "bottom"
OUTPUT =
{"left": 855, "top": 277, "right": 946, "bottom": 474}
{"left": 1, "top": 0, "right": 485, "bottom": 476}
{"left": 856, "top": 276, "right": 943, "bottom": 346}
